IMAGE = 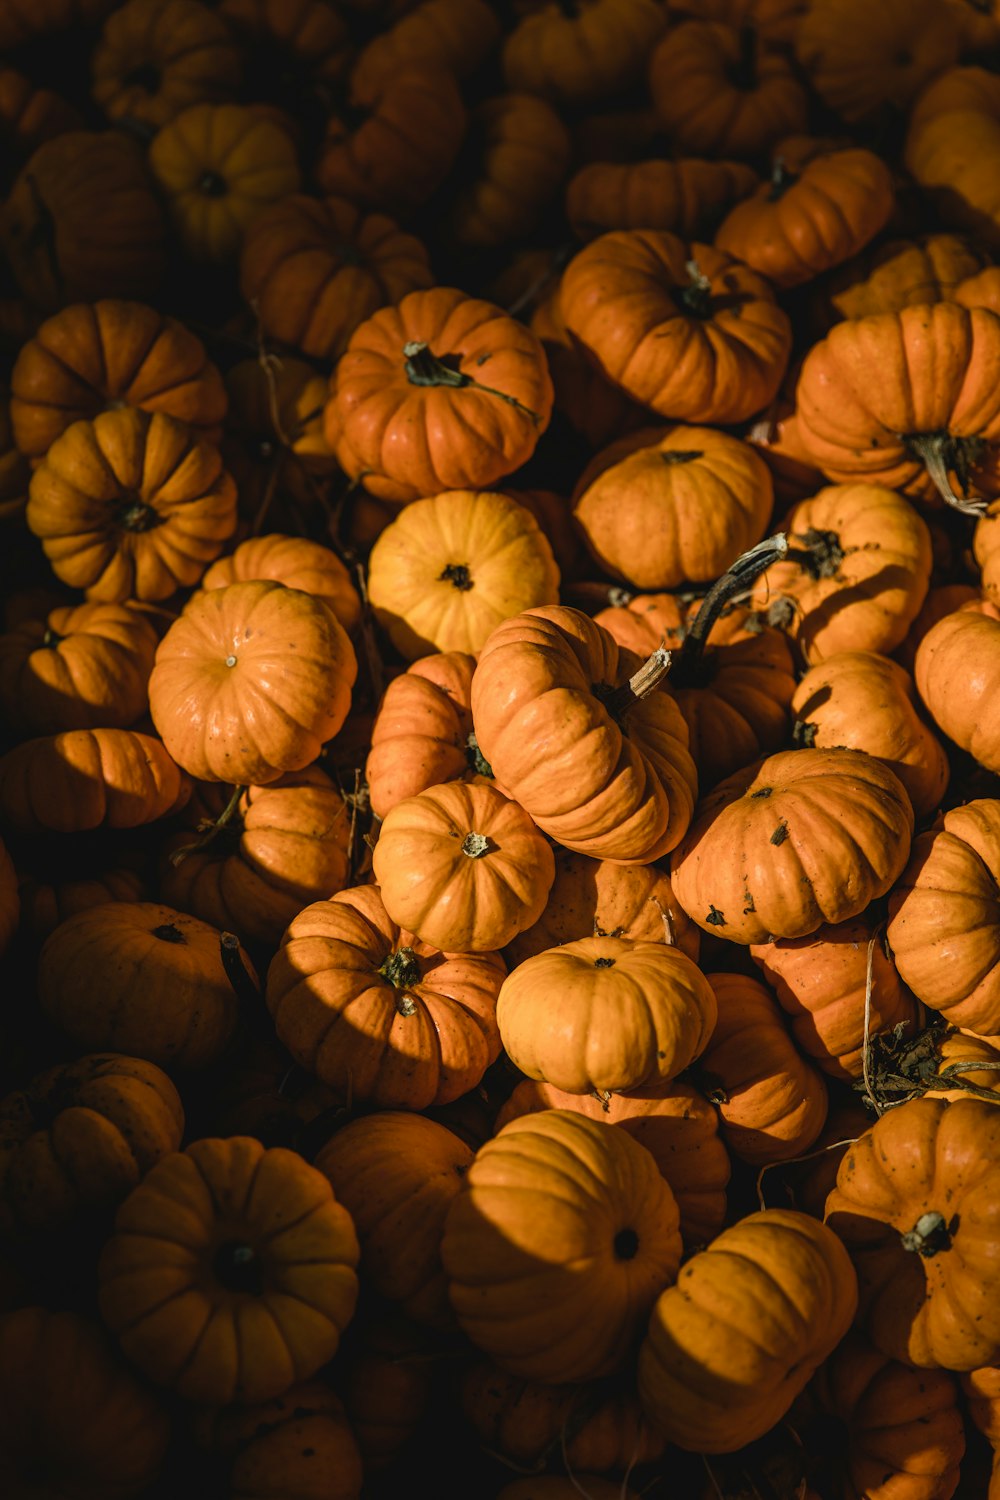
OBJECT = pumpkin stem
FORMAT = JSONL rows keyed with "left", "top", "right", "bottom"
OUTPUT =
{"left": 670, "top": 533, "right": 789, "bottom": 688}
{"left": 40, "top": 626, "right": 64, "bottom": 648}
{"left": 402, "top": 341, "right": 543, "bottom": 426}
{"left": 170, "top": 784, "right": 246, "bottom": 867}
{"left": 660, "top": 449, "right": 704, "bottom": 466}
{"left": 465, "top": 731, "right": 494, "bottom": 779}
{"left": 378, "top": 945, "right": 422, "bottom": 992}
{"left": 461, "top": 831, "right": 492, "bottom": 857}
{"left": 784, "top": 527, "right": 844, "bottom": 579}
{"left": 598, "top": 646, "right": 674, "bottom": 719}
{"left": 767, "top": 156, "right": 798, "bottom": 201}
{"left": 220, "top": 931, "right": 262, "bottom": 1010}
{"left": 613, "top": 1227, "right": 639, "bottom": 1260}
{"left": 439, "top": 562, "right": 474, "bottom": 591}
{"left": 118, "top": 495, "right": 164, "bottom": 532}
{"left": 905, "top": 432, "right": 988, "bottom": 516}
{"left": 680, "top": 259, "right": 714, "bottom": 318}
{"left": 900, "top": 1210, "right": 952, "bottom": 1257}
{"left": 198, "top": 169, "right": 228, "bottom": 198}
{"left": 213, "top": 1240, "right": 264, "bottom": 1295}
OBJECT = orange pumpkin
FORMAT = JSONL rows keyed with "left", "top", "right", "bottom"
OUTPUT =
{"left": 0, "top": 728, "right": 187, "bottom": 835}
{"left": 566, "top": 157, "right": 758, "bottom": 243}
{"left": 796, "top": 0, "right": 962, "bottom": 123}
{"left": 341, "top": 1318, "right": 432, "bottom": 1473}
{"left": 200, "top": 534, "right": 361, "bottom": 636}
{"left": 350, "top": 0, "right": 500, "bottom": 96}
{"left": 816, "top": 234, "right": 991, "bottom": 327}
{"left": 914, "top": 601, "right": 1000, "bottom": 771}
{"left": 365, "top": 651, "right": 487, "bottom": 820}
{"left": 91, "top": 0, "right": 243, "bottom": 129}
{"left": 905, "top": 67, "right": 1000, "bottom": 254}
{"left": 449, "top": 93, "right": 573, "bottom": 250}
{"left": 502, "top": 0, "right": 667, "bottom": 106}
{"left": 529, "top": 283, "right": 648, "bottom": 451}
{"left": 0, "top": 66, "right": 82, "bottom": 174}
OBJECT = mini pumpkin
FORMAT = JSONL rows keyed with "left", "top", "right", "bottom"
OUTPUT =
{"left": 796, "top": 0, "right": 962, "bottom": 123}
{"left": 365, "top": 651, "right": 487, "bottom": 820}
{"left": 502, "top": 0, "right": 667, "bottom": 107}
{"left": 449, "top": 93, "right": 573, "bottom": 250}
{"left": 91, "top": 0, "right": 243, "bottom": 129}
{"left": 0, "top": 728, "right": 187, "bottom": 835}
{"left": 351, "top": 0, "right": 500, "bottom": 96}
{"left": 196, "top": 1383, "right": 363, "bottom": 1500}
{"left": 200, "top": 534, "right": 361, "bottom": 636}
{"left": 914, "top": 601, "right": 1000, "bottom": 771}
{"left": 816, "top": 234, "right": 992, "bottom": 327}
{"left": 566, "top": 157, "right": 758, "bottom": 243}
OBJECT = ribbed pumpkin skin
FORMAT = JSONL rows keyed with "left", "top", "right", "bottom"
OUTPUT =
{"left": 352, "top": 0, "right": 500, "bottom": 97}
{"left": 200, "top": 535, "right": 361, "bottom": 637}
{"left": 450, "top": 93, "right": 573, "bottom": 249}
{"left": 0, "top": 1052, "right": 184, "bottom": 1234}
{"left": 795, "top": 0, "right": 961, "bottom": 123}
{"left": 566, "top": 157, "right": 758, "bottom": 243}
{"left": 0, "top": 727, "right": 187, "bottom": 834}
{"left": 824, "top": 1098, "right": 1000, "bottom": 1370}
{"left": 887, "top": 800, "right": 1000, "bottom": 1036}
{"left": 441, "top": 1110, "right": 683, "bottom": 1384}
{"left": 637, "top": 1209, "right": 859, "bottom": 1452}
{"left": 99, "top": 1136, "right": 360, "bottom": 1404}
{"left": 818, "top": 234, "right": 991, "bottom": 326}
{"left": 502, "top": 0, "right": 666, "bottom": 107}
{"left": 471, "top": 606, "right": 698, "bottom": 864}
{"left": 0, "top": 1306, "right": 171, "bottom": 1500}
{"left": 915, "top": 604, "right": 1000, "bottom": 771}
{"left": 670, "top": 748, "right": 914, "bottom": 945}
{"left": 365, "top": 651, "right": 482, "bottom": 820}
{"left": 497, "top": 936, "right": 717, "bottom": 1095}
{"left": 91, "top": 0, "right": 243, "bottom": 129}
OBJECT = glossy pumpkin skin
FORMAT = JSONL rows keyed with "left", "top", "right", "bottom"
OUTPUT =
{"left": 638, "top": 1208, "right": 858, "bottom": 1453}
{"left": 91, "top": 0, "right": 243, "bottom": 129}
{"left": 715, "top": 141, "right": 895, "bottom": 289}
{"left": 0, "top": 727, "right": 187, "bottom": 834}
{"left": 0, "top": 1305, "right": 171, "bottom": 1500}
{"left": 670, "top": 748, "right": 915, "bottom": 945}
{"left": 495, "top": 1076, "right": 730, "bottom": 1250}
{"left": 27, "top": 408, "right": 238, "bottom": 603}
{"left": 649, "top": 21, "right": 808, "bottom": 161}
{"left": 200, "top": 534, "right": 361, "bottom": 637}
{"left": 160, "top": 766, "right": 351, "bottom": 948}
{"left": 502, "top": 0, "right": 667, "bottom": 107}
{"left": 99, "top": 1135, "right": 360, "bottom": 1403}
{"left": 372, "top": 780, "right": 555, "bottom": 953}
{"left": 796, "top": 0, "right": 962, "bottom": 123}
{"left": 560, "top": 231, "right": 792, "bottom": 426}
{"left": 38, "top": 901, "right": 250, "bottom": 1070}
{"left": 699, "top": 972, "right": 829, "bottom": 1166}
{"left": 752, "top": 917, "right": 919, "bottom": 1081}
{"left": 914, "top": 602, "right": 1000, "bottom": 771}
{"left": 824, "top": 1097, "right": 1000, "bottom": 1370}
{"left": 888, "top": 800, "right": 1000, "bottom": 1036}
{"left": 238, "top": 194, "right": 433, "bottom": 361}
{"left": 326, "top": 287, "right": 553, "bottom": 504}
{"left": 197, "top": 1383, "right": 363, "bottom": 1500}
{"left": 10, "top": 298, "right": 226, "bottom": 460}
{"left": 749, "top": 484, "right": 933, "bottom": 664}
{"left": 365, "top": 651, "right": 486, "bottom": 820}
{"left": 595, "top": 594, "right": 796, "bottom": 791}
{"left": 0, "top": 601, "right": 159, "bottom": 736}
{"left": 148, "top": 103, "right": 302, "bottom": 264}
{"left": 0, "top": 1052, "right": 184, "bottom": 1235}
{"left": 497, "top": 936, "right": 716, "bottom": 1096}
{"left": 504, "top": 846, "right": 700, "bottom": 968}
{"left": 148, "top": 579, "right": 357, "bottom": 785}
{"left": 572, "top": 425, "right": 773, "bottom": 591}
{"left": 566, "top": 157, "right": 758, "bottom": 243}
{"left": 471, "top": 606, "right": 698, "bottom": 864}
{"left": 265, "top": 883, "right": 505, "bottom": 1110}
{"left": 315, "top": 1112, "right": 472, "bottom": 1329}
{"left": 794, "top": 304, "right": 1000, "bottom": 507}
{"left": 792, "top": 651, "right": 949, "bottom": 818}
{"left": 442, "top": 1109, "right": 683, "bottom": 1384}
{"left": 367, "top": 490, "right": 560, "bottom": 660}
{"left": 450, "top": 93, "right": 573, "bottom": 250}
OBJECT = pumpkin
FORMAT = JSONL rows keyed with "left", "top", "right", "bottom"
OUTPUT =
{"left": 560, "top": 231, "right": 792, "bottom": 426}
{"left": 669, "top": 748, "right": 915, "bottom": 945}
{"left": 496, "top": 935, "right": 716, "bottom": 1096}
{"left": 697, "top": 972, "right": 829, "bottom": 1165}
{"left": 816, "top": 234, "right": 992, "bottom": 327}
{"left": 196, "top": 1383, "right": 363, "bottom": 1500}
{"left": 342, "top": 1317, "right": 432, "bottom": 1472}
{"left": 748, "top": 484, "right": 933, "bottom": 664}
{"left": 441, "top": 1109, "right": 683, "bottom": 1383}
{"left": 913, "top": 601, "right": 1000, "bottom": 772}
{"left": 975, "top": 503, "right": 1000, "bottom": 609}
{"left": 528, "top": 284, "right": 648, "bottom": 451}
{"left": 159, "top": 766, "right": 352, "bottom": 948}
{"left": 796, "top": 0, "right": 962, "bottom": 123}
{"left": 638, "top": 1208, "right": 857, "bottom": 1452}
{"left": 594, "top": 593, "right": 796, "bottom": 791}
{"left": 200, "top": 534, "right": 361, "bottom": 636}
{"left": 315, "top": 67, "right": 466, "bottom": 214}
{"left": 715, "top": 139, "right": 894, "bottom": 290}
{"left": 887, "top": 800, "right": 1000, "bottom": 1037}
{"left": 666, "top": 0, "right": 807, "bottom": 42}
{"left": 17, "top": 859, "right": 148, "bottom": 946}
{"left": 372, "top": 780, "right": 555, "bottom": 953}
{"left": 0, "top": 0, "right": 116, "bottom": 46}
{"left": 824, "top": 1096, "right": 1000, "bottom": 1370}
{"left": 794, "top": 303, "right": 1000, "bottom": 514}
{"left": 217, "top": 0, "right": 352, "bottom": 112}
{"left": 894, "top": 583, "right": 982, "bottom": 675}
{"left": 752, "top": 916, "right": 919, "bottom": 1082}
{"left": 471, "top": 605, "right": 697, "bottom": 862}
{"left": 265, "top": 883, "right": 505, "bottom": 1110}
{"left": 791, "top": 651, "right": 949, "bottom": 818}
{"left": 905, "top": 67, "right": 1000, "bottom": 253}
{"left": 365, "top": 650, "right": 487, "bottom": 820}
{"left": 745, "top": 399, "right": 825, "bottom": 516}
{"left": 148, "top": 103, "right": 301, "bottom": 263}
{"left": 495, "top": 1076, "right": 730, "bottom": 1249}
{"left": 38, "top": 901, "right": 250, "bottom": 1070}
{"left": 0, "top": 1306, "right": 170, "bottom": 1499}
{"left": 91, "top": 0, "right": 242, "bottom": 129}
{"left": 0, "top": 601, "right": 159, "bottom": 736}
{"left": 648, "top": 21, "right": 809, "bottom": 160}
{"left": 26, "top": 408, "right": 237, "bottom": 603}
{"left": 325, "top": 287, "right": 553, "bottom": 504}
{"left": 238, "top": 194, "right": 433, "bottom": 361}
{"left": 502, "top": 0, "right": 667, "bottom": 107}
{"left": 962, "top": 1364, "right": 1000, "bottom": 1446}
{"left": 572, "top": 425, "right": 773, "bottom": 590}
{"left": 0, "top": 66, "right": 82, "bottom": 179}
{"left": 0, "top": 1053, "right": 184, "bottom": 1235}
{"left": 367, "top": 490, "right": 560, "bottom": 660}
{"left": 0, "top": 399, "right": 30, "bottom": 526}
{"left": 315, "top": 1111, "right": 472, "bottom": 1328}
{"left": 351, "top": 0, "right": 501, "bottom": 96}
{"left": 10, "top": 298, "right": 226, "bottom": 461}
{"left": 99, "top": 1135, "right": 360, "bottom": 1403}
{"left": 566, "top": 157, "right": 758, "bottom": 243}
{"left": 0, "top": 131, "right": 166, "bottom": 312}
{"left": 449, "top": 93, "right": 572, "bottom": 250}
{"left": 504, "top": 846, "right": 700, "bottom": 967}
{"left": 148, "top": 579, "right": 357, "bottom": 784}
{"left": 0, "top": 728, "right": 187, "bottom": 835}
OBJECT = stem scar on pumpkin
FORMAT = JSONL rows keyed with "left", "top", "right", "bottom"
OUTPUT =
{"left": 770, "top": 820, "right": 789, "bottom": 846}
{"left": 705, "top": 905, "right": 726, "bottom": 926}
{"left": 900, "top": 1210, "right": 954, "bottom": 1258}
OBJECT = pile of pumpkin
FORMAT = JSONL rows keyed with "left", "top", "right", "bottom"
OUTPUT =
{"left": 8, "top": 0, "right": 1000, "bottom": 1495}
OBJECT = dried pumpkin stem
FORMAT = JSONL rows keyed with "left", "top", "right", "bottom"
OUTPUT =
{"left": 670, "top": 532, "right": 789, "bottom": 688}
{"left": 220, "top": 931, "right": 262, "bottom": 1010}
{"left": 900, "top": 1210, "right": 951, "bottom": 1257}
{"left": 170, "top": 783, "right": 246, "bottom": 867}
{"left": 906, "top": 432, "right": 988, "bottom": 516}
{"left": 462, "top": 831, "right": 491, "bottom": 858}
{"left": 767, "top": 156, "right": 798, "bottom": 202}
{"left": 402, "top": 341, "right": 542, "bottom": 426}
{"left": 465, "top": 731, "right": 494, "bottom": 779}
{"left": 600, "top": 646, "right": 673, "bottom": 719}
{"left": 681, "top": 259, "right": 714, "bottom": 318}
